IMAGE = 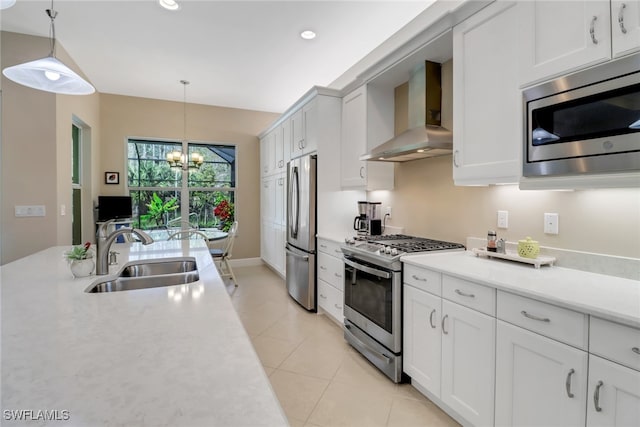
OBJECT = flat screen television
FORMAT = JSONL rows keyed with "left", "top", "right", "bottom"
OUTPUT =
{"left": 98, "top": 196, "right": 133, "bottom": 221}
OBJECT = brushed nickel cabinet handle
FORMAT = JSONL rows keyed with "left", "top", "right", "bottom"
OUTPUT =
{"left": 453, "top": 150, "right": 460, "bottom": 167}
{"left": 566, "top": 369, "right": 575, "bottom": 398}
{"left": 590, "top": 15, "right": 599, "bottom": 45}
{"left": 319, "top": 244, "right": 327, "bottom": 249}
{"left": 594, "top": 380, "right": 604, "bottom": 412}
{"left": 632, "top": 347, "right": 640, "bottom": 355}
{"left": 442, "top": 314, "right": 449, "bottom": 334}
{"left": 521, "top": 310, "right": 551, "bottom": 323}
{"left": 412, "top": 274, "right": 428, "bottom": 282}
{"left": 429, "top": 309, "right": 436, "bottom": 329}
{"left": 319, "top": 293, "right": 327, "bottom": 299}
{"left": 455, "top": 289, "right": 475, "bottom": 298}
{"left": 334, "top": 273, "right": 342, "bottom": 278}
{"left": 619, "top": 3, "right": 628, "bottom": 34}
{"left": 334, "top": 304, "right": 342, "bottom": 310}
{"left": 359, "top": 166, "right": 365, "bottom": 179}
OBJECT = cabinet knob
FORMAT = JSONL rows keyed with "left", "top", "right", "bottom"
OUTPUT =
{"left": 565, "top": 369, "right": 575, "bottom": 398}
{"left": 618, "top": 3, "right": 628, "bottom": 34}
{"left": 453, "top": 150, "right": 460, "bottom": 168}
{"left": 441, "top": 314, "right": 449, "bottom": 335}
{"left": 590, "top": 15, "right": 599, "bottom": 45}
{"left": 593, "top": 380, "right": 604, "bottom": 412}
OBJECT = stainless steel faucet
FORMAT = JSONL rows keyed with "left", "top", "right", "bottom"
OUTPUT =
{"left": 96, "top": 220, "right": 154, "bottom": 275}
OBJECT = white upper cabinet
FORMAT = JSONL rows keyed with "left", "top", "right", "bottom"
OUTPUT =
{"left": 519, "top": 1, "right": 640, "bottom": 88}
{"left": 290, "top": 99, "right": 318, "bottom": 159}
{"left": 340, "top": 85, "right": 394, "bottom": 190}
{"left": 453, "top": 1, "right": 522, "bottom": 185}
{"left": 260, "top": 131, "right": 276, "bottom": 177}
{"left": 612, "top": 0, "right": 640, "bottom": 58}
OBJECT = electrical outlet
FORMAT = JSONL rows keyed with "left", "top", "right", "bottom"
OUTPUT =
{"left": 544, "top": 213, "right": 559, "bottom": 235}
{"left": 385, "top": 206, "right": 392, "bottom": 218}
{"left": 497, "top": 210, "right": 509, "bottom": 229}
{"left": 60, "top": 204, "right": 66, "bottom": 216}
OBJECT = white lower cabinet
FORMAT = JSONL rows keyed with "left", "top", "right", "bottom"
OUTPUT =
{"left": 441, "top": 299, "right": 496, "bottom": 427}
{"left": 403, "top": 284, "right": 442, "bottom": 395}
{"left": 495, "top": 320, "right": 588, "bottom": 427}
{"left": 403, "top": 269, "right": 495, "bottom": 427}
{"left": 317, "top": 238, "right": 344, "bottom": 323}
{"left": 587, "top": 354, "right": 640, "bottom": 426}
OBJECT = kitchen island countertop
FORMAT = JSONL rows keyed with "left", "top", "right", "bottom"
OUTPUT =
{"left": 402, "top": 251, "right": 640, "bottom": 328}
{"left": 1, "top": 241, "right": 288, "bottom": 426}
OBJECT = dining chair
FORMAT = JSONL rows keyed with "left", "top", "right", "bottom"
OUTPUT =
{"left": 210, "top": 221, "right": 238, "bottom": 286}
{"left": 167, "top": 229, "right": 210, "bottom": 241}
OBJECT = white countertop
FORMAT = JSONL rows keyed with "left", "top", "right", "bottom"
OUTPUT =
{"left": 402, "top": 251, "right": 640, "bottom": 329}
{"left": 1, "top": 241, "right": 288, "bottom": 426}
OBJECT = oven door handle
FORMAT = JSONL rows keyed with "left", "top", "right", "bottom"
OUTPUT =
{"left": 344, "top": 257, "right": 392, "bottom": 279}
{"left": 345, "top": 324, "right": 391, "bottom": 365}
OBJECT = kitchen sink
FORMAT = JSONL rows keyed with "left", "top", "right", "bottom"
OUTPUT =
{"left": 118, "top": 258, "right": 197, "bottom": 277}
{"left": 86, "top": 271, "right": 200, "bottom": 293}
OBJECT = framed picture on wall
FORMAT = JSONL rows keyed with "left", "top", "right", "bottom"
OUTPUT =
{"left": 105, "top": 172, "right": 119, "bottom": 185}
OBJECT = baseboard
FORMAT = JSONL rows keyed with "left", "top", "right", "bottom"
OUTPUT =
{"left": 228, "top": 257, "right": 263, "bottom": 267}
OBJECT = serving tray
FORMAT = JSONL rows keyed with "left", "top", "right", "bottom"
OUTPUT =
{"left": 472, "top": 247, "right": 556, "bottom": 269}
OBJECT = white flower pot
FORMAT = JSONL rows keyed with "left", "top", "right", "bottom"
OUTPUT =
{"left": 70, "top": 259, "right": 95, "bottom": 278}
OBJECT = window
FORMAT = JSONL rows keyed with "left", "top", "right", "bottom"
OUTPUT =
{"left": 127, "top": 139, "right": 236, "bottom": 231}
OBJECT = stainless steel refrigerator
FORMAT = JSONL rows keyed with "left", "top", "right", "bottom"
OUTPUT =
{"left": 285, "top": 154, "right": 317, "bottom": 311}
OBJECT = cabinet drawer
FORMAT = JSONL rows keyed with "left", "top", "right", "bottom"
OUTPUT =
{"left": 590, "top": 317, "right": 640, "bottom": 371}
{"left": 317, "top": 252, "right": 344, "bottom": 291}
{"left": 442, "top": 275, "right": 495, "bottom": 316}
{"left": 497, "top": 291, "right": 588, "bottom": 350}
{"left": 317, "top": 238, "right": 344, "bottom": 258}
{"left": 318, "top": 279, "right": 344, "bottom": 323}
{"left": 404, "top": 264, "right": 441, "bottom": 296}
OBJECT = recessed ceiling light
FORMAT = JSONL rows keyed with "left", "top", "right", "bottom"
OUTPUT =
{"left": 0, "top": 0, "right": 16, "bottom": 10}
{"left": 300, "top": 30, "right": 316, "bottom": 40}
{"left": 159, "top": 0, "right": 180, "bottom": 11}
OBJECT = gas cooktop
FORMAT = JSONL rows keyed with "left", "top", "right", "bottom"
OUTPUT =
{"left": 343, "top": 234, "right": 465, "bottom": 270}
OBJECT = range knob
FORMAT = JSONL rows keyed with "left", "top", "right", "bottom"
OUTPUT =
{"left": 390, "top": 248, "right": 398, "bottom": 256}
{"left": 384, "top": 246, "right": 392, "bottom": 254}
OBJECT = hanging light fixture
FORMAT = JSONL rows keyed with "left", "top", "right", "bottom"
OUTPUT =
{"left": 2, "top": 0, "right": 95, "bottom": 95}
{"left": 166, "top": 80, "right": 204, "bottom": 171}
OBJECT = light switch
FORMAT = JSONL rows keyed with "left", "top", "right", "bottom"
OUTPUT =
{"left": 60, "top": 204, "right": 66, "bottom": 216}
{"left": 544, "top": 213, "right": 559, "bottom": 235}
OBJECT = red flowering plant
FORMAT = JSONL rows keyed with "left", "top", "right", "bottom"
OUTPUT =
{"left": 64, "top": 241, "right": 94, "bottom": 262}
{"left": 213, "top": 200, "right": 234, "bottom": 232}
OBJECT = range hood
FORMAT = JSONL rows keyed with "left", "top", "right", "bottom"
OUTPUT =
{"left": 360, "top": 61, "right": 453, "bottom": 162}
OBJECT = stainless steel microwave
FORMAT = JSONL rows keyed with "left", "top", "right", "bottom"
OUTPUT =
{"left": 523, "top": 53, "right": 640, "bottom": 178}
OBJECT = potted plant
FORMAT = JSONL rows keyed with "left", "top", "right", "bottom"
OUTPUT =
{"left": 65, "top": 241, "right": 95, "bottom": 278}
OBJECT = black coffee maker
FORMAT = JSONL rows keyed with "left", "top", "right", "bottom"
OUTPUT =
{"left": 353, "top": 201, "right": 382, "bottom": 236}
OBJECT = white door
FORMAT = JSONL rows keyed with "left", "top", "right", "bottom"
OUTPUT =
{"left": 302, "top": 99, "right": 318, "bottom": 154}
{"left": 290, "top": 108, "right": 304, "bottom": 158}
{"left": 403, "top": 285, "right": 442, "bottom": 397}
{"left": 519, "top": 0, "right": 611, "bottom": 87}
{"left": 452, "top": 0, "right": 521, "bottom": 185}
{"left": 341, "top": 86, "right": 367, "bottom": 188}
{"left": 495, "top": 320, "right": 588, "bottom": 427}
{"left": 612, "top": 0, "right": 640, "bottom": 58}
{"left": 441, "top": 300, "right": 495, "bottom": 427}
{"left": 587, "top": 354, "right": 640, "bottom": 427}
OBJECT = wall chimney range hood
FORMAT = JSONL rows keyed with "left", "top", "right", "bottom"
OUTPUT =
{"left": 360, "top": 61, "right": 453, "bottom": 162}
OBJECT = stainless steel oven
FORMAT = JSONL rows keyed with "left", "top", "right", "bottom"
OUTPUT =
{"left": 343, "top": 255, "right": 403, "bottom": 382}
{"left": 523, "top": 53, "right": 640, "bottom": 178}
{"left": 341, "top": 235, "right": 465, "bottom": 383}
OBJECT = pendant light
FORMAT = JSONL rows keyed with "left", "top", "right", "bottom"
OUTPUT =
{"left": 166, "top": 80, "right": 204, "bottom": 171}
{"left": 2, "top": 0, "right": 95, "bottom": 95}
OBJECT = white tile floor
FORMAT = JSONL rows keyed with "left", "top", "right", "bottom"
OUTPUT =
{"left": 224, "top": 264, "right": 460, "bottom": 427}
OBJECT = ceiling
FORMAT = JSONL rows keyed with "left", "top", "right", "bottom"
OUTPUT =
{"left": 1, "top": 0, "right": 434, "bottom": 113}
